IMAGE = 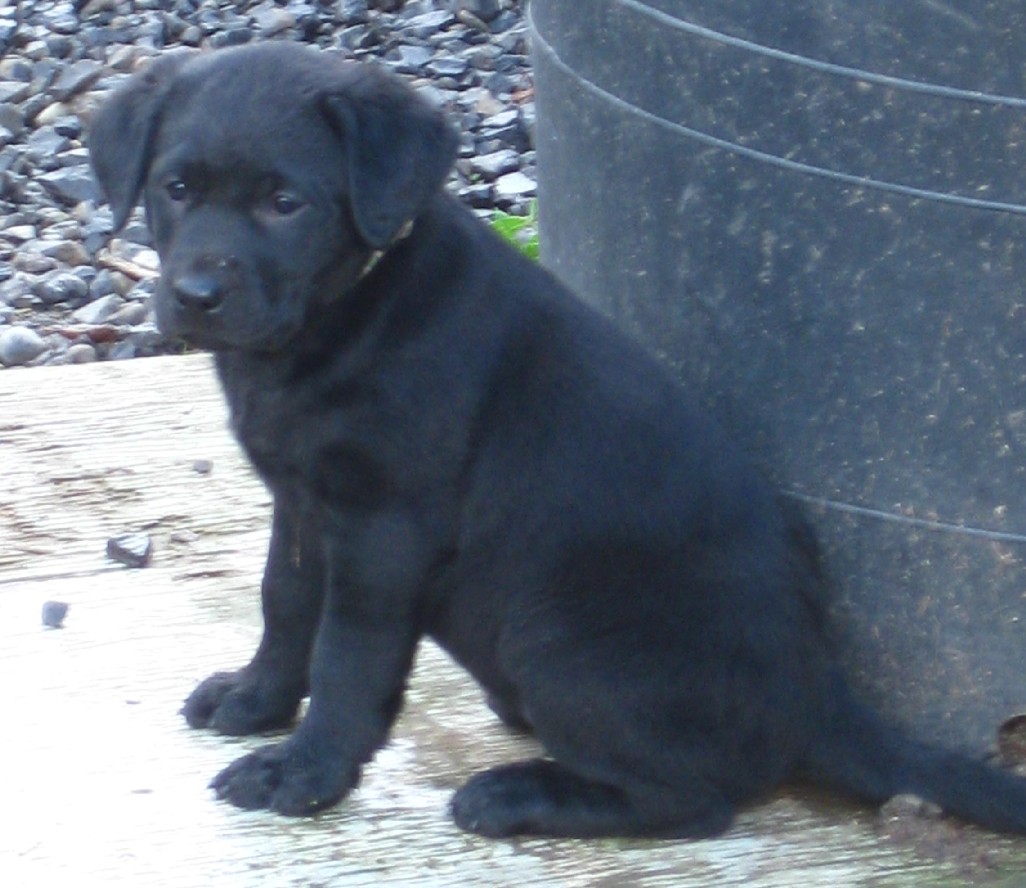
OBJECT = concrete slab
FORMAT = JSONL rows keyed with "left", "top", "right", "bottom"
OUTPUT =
{"left": 2, "top": 355, "right": 1024, "bottom": 886}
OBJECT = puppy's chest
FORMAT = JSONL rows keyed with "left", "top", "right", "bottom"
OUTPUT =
{"left": 230, "top": 383, "right": 338, "bottom": 471}
{"left": 217, "top": 360, "right": 438, "bottom": 510}
{"left": 215, "top": 359, "right": 325, "bottom": 467}
{"left": 228, "top": 387, "right": 311, "bottom": 476}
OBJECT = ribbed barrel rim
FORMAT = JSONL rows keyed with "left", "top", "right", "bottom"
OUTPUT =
{"left": 528, "top": 0, "right": 1026, "bottom": 217}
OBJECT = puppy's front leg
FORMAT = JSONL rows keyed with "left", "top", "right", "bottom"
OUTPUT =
{"left": 210, "top": 528, "right": 421, "bottom": 816}
{"left": 182, "top": 499, "right": 322, "bottom": 734}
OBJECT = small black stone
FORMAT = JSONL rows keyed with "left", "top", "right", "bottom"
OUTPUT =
{"left": 106, "top": 532, "right": 153, "bottom": 568}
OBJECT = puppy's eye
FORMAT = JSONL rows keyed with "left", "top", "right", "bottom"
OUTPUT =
{"left": 166, "top": 179, "right": 188, "bottom": 201}
{"left": 271, "top": 193, "right": 304, "bottom": 216}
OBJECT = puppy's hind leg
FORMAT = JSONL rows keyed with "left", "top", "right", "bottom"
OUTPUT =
{"left": 485, "top": 688, "right": 533, "bottom": 734}
{"left": 450, "top": 759, "right": 733, "bottom": 839}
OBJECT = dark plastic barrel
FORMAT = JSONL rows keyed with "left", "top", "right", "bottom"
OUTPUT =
{"left": 529, "top": 0, "right": 1026, "bottom": 753}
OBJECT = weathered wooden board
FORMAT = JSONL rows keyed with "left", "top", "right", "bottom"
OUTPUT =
{"left": 2, "top": 354, "right": 1024, "bottom": 887}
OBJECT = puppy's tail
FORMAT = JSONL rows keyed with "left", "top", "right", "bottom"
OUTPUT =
{"left": 802, "top": 670, "right": 1026, "bottom": 834}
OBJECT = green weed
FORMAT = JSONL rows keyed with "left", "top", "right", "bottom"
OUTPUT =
{"left": 490, "top": 201, "right": 539, "bottom": 261}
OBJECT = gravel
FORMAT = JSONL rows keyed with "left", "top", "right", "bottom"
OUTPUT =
{"left": 0, "top": 0, "right": 535, "bottom": 367}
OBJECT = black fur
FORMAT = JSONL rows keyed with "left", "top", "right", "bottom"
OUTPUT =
{"left": 88, "top": 42, "right": 1026, "bottom": 838}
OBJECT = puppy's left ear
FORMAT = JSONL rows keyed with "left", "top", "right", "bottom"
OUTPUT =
{"left": 321, "top": 69, "right": 459, "bottom": 249}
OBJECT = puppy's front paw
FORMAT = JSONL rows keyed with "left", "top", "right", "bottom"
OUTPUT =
{"left": 182, "top": 670, "right": 303, "bottom": 735}
{"left": 211, "top": 740, "right": 357, "bottom": 815}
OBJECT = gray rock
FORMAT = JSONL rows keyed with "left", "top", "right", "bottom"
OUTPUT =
{"left": 44, "top": 4, "right": 80, "bottom": 35}
{"left": 0, "top": 325, "right": 47, "bottom": 366}
{"left": 3, "top": 224, "right": 38, "bottom": 244}
{"left": 67, "top": 342, "right": 98, "bottom": 364}
{"left": 427, "top": 56, "right": 470, "bottom": 79}
{"left": 413, "top": 82, "right": 460, "bottom": 109}
{"left": 109, "top": 301, "right": 149, "bottom": 326}
{"left": 15, "top": 252, "right": 58, "bottom": 274}
{"left": 110, "top": 338, "right": 148, "bottom": 360}
{"left": 494, "top": 170, "right": 536, "bottom": 199}
{"left": 405, "top": 10, "right": 456, "bottom": 39}
{"left": 482, "top": 108, "right": 519, "bottom": 130}
{"left": 0, "top": 103, "right": 24, "bottom": 140}
{"left": 459, "top": 182, "right": 493, "bottom": 208}
{"left": 79, "top": 0, "right": 119, "bottom": 14}
{"left": 123, "top": 323, "right": 165, "bottom": 356}
{"left": 32, "top": 102, "right": 72, "bottom": 130}
{"left": 0, "top": 82, "right": 31, "bottom": 104}
{"left": 392, "top": 43, "right": 434, "bottom": 73}
{"left": 479, "top": 107, "right": 527, "bottom": 150}
{"left": 51, "top": 115, "right": 83, "bottom": 139}
{"left": 35, "top": 271, "right": 90, "bottom": 305}
{"left": 72, "top": 293, "right": 123, "bottom": 324}
{"left": 210, "top": 27, "right": 255, "bottom": 48}
{"left": 37, "top": 167, "right": 100, "bottom": 205}
{"left": 471, "top": 147, "right": 520, "bottom": 180}
{"left": 0, "top": 275, "right": 35, "bottom": 308}
{"left": 24, "top": 126, "right": 70, "bottom": 163}
{"left": 38, "top": 239, "right": 90, "bottom": 266}
{"left": 481, "top": 70, "right": 514, "bottom": 98}
{"left": 89, "top": 268, "right": 130, "bottom": 299}
{"left": 180, "top": 24, "right": 204, "bottom": 46}
{"left": 50, "top": 59, "right": 103, "bottom": 102}
{"left": 488, "top": 9, "right": 521, "bottom": 34}
{"left": 399, "top": 0, "right": 436, "bottom": 15}
{"left": 338, "top": 0, "right": 370, "bottom": 25}
{"left": 458, "top": 0, "right": 502, "bottom": 24}
{"left": 253, "top": 5, "right": 295, "bottom": 36}
{"left": 126, "top": 279, "right": 158, "bottom": 303}
{"left": 0, "top": 18, "right": 16, "bottom": 50}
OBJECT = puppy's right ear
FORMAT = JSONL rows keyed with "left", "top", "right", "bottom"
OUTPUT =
{"left": 88, "top": 51, "right": 195, "bottom": 231}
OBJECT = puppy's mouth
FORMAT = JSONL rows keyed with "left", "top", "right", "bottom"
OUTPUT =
{"left": 153, "top": 274, "right": 296, "bottom": 353}
{"left": 153, "top": 275, "right": 225, "bottom": 349}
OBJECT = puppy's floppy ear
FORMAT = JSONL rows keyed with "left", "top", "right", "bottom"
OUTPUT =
{"left": 321, "top": 67, "right": 459, "bottom": 249}
{"left": 88, "top": 51, "right": 196, "bottom": 231}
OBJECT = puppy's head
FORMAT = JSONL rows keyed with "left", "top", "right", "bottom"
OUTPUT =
{"left": 88, "top": 43, "right": 458, "bottom": 351}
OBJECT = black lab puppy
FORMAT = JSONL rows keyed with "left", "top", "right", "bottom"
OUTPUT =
{"left": 88, "top": 43, "right": 1026, "bottom": 838}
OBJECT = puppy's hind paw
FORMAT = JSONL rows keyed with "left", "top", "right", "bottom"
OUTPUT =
{"left": 451, "top": 760, "right": 601, "bottom": 838}
{"left": 451, "top": 760, "right": 734, "bottom": 839}
{"left": 451, "top": 769, "right": 532, "bottom": 837}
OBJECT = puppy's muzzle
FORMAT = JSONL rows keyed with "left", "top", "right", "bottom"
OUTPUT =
{"left": 173, "top": 272, "right": 225, "bottom": 313}
{"left": 171, "top": 257, "right": 239, "bottom": 314}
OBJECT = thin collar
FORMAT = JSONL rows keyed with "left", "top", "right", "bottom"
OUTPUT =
{"left": 358, "top": 219, "right": 415, "bottom": 281}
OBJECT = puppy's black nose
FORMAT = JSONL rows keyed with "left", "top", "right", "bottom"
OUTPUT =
{"left": 172, "top": 273, "right": 225, "bottom": 313}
